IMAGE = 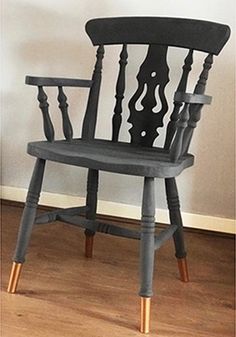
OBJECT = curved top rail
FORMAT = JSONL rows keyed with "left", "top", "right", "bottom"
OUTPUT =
{"left": 86, "top": 17, "right": 230, "bottom": 55}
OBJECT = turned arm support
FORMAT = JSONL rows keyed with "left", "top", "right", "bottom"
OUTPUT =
{"left": 26, "top": 76, "right": 93, "bottom": 142}
{"left": 169, "top": 102, "right": 190, "bottom": 162}
{"left": 170, "top": 53, "right": 214, "bottom": 162}
{"left": 169, "top": 92, "right": 212, "bottom": 162}
{"left": 25, "top": 76, "right": 93, "bottom": 88}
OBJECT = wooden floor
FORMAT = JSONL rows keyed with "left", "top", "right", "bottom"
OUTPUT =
{"left": 1, "top": 204, "right": 235, "bottom": 337}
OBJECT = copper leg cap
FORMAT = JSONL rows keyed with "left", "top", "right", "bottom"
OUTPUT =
{"left": 140, "top": 297, "right": 151, "bottom": 334}
{"left": 7, "top": 262, "right": 23, "bottom": 293}
{"left": 85, "top": 235, "right": 94, "bottom": 258}
{"left": 177, "top": 257, "right": 189, "bottom": 282}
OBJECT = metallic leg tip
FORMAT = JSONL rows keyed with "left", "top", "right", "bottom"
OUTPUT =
{"left": 7, "top": 262, "right": 23, "bottom": 293}
{"left": 85, "top": 235, "right": 94, "bottom": 258}
{"left": 177, "top": 257, "right": 189, "bottom": 282}
{"left": 140, "top": 297, "right": 151, "bottom": 334}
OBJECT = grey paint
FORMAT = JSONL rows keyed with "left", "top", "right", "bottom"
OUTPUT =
{"left": 2, "top": 2, "right": 235, "bottom": 220}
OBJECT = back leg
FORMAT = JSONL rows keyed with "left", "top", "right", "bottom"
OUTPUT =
{"left": 84, "top": 169, "right": 99, "bottom": 258}
{"left": 165, "top": 177, "right": 189, "bottom": 282}
{"left": 7, "top": 158, "right": 46, "bottom": 293}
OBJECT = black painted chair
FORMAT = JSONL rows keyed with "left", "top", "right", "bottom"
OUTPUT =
{"left": 7, "top": 17, "right": 230, "bottom": 333}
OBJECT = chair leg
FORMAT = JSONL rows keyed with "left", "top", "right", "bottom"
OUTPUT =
{"left": 139, "top": 177, "right": 156, "bottom": 333}
{"left": 84, "top": 169, "right": 98, "bottom": 258}
{"left": 7, "top": 158, "right": 46, "bottom": 293}
{"left": 84, "top": 229, "right": 95, "bottom": 258}
{"left": 165, "top": 178, "right": 189, "bottom": 282}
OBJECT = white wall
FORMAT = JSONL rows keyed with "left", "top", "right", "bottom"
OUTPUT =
{"left": 1, "top": 1, "right": 235, "bottom": 225}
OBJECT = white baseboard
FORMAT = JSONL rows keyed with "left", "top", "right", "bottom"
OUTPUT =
{"left": 1, "top": 185, "right": 235, "bottom": 234}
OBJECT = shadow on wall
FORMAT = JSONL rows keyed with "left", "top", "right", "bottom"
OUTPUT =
{"left": 6, "top": 1, "right": 96, "bottom": 75}
{"left": 180, "top": 54, "right": 235, "bottom": 218}
{"left": 2, "top": 1, "right": 96, "bottom": 193}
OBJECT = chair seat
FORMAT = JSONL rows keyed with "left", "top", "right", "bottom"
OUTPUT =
{"left": 27, "top": 138, "right": 194, "bottom": 178}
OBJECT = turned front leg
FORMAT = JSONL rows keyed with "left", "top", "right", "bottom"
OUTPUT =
{"left": 7, "top": 159, "right": 46, "bottom": 293}
{"left": 139, "top": 177, "right": 156, "bottom": 333}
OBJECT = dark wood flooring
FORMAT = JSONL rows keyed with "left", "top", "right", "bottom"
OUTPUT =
{"left": 1, "top": 203, "right": 235, "bottom": 337}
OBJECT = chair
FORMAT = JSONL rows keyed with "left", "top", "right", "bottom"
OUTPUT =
{"left": 7, "top": 17, "right": 230, "bottom": 333}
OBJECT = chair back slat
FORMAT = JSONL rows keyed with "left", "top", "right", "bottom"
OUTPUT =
{"left": 128, "top": 44, "right": 169, "bottom": 147}
{"left": 57, "top": 86, "right": 73, "bottom": 141}
{"left": 112, "top": 44, "right": 128, "bottom": 142}
{"left": 82, "top": 45, "right": 105, "bottom": 140}
{"left": 164, "top": 49, "right": 193, "bottom": 150}
{"left": 194, "top": 54, "right": 214, "bottom": 94}
{"left": 37, "top": 86, "right": 54, "bottom": 142}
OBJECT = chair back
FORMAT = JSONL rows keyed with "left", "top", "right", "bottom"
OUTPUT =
{"left": 82, "top": 17, "right": 230, "bottom": 161}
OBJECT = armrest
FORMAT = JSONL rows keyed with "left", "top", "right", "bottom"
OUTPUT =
{"left": 174, "top": 91, "right": 212, "bottom": 105}
{"left": 25, "top": 75, "right": 93, "bottom": 88}
{"left": 27, "top": 75, "right": 93, "bottom": 142}
{"left": 170, "top": 91, "right": 212, "bottom": 162}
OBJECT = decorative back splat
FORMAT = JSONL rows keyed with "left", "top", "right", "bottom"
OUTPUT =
{"left": 128, "top": 45, "right": 169, "bottom": 147}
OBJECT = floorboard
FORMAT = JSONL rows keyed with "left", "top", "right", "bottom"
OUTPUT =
{"left": 1, "top": 204, "right": 235, "bottom": 337}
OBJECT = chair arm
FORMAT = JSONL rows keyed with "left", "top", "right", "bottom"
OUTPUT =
{"left": 25, "top": 75, "right": 93, "bottom": 88}
{"left": 170, "top": 91, "right": 212, "bottom": 162}
{"left": 174, "top": 91, "right": 212, "bottom": 105}
{"left": 26, "top": 75, "right": 93, "bottom": 142}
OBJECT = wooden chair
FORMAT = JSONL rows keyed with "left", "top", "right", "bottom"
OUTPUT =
{"left": 7, "top": 17, "right": 230, "bottom": 333}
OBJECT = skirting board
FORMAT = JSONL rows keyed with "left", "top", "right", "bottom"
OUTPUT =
{"left": 1, "top": 185, "right": 235, "bottom": 234}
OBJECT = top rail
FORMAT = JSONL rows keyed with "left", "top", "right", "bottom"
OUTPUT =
{"left": 86, "top": 17, "right": 230, "bottom": 55}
